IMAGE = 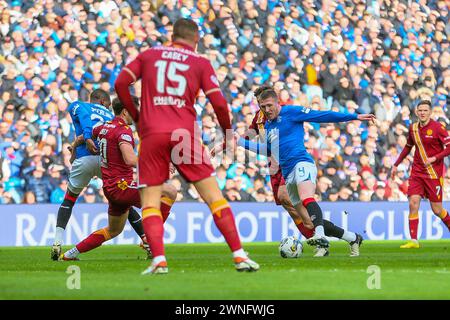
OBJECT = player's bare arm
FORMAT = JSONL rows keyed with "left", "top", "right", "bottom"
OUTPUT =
{"left": 119, "top": 142, "right": 137, "bottom": 167}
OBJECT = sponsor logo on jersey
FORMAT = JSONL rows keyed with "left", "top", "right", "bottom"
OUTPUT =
{"left": 268, "top": 130, "right": 278, "bottom": 143}
{"left": 120, "top": 134, "right": 132, "bottom": 142}
{"left": 153, "top": 96, "right": 187, "bottom": 108}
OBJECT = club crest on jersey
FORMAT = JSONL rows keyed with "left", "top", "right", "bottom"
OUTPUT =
{"left": 301, "top": 107, "right": 311, "bottom": 113}
{"left": 117, "top": 179, "right": 129, "bottom": 190}
{"left": 426, "top": 129, "right": 433, "bottom": 136}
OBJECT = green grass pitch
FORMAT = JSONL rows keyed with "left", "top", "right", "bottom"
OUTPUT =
{"left": 1, "top": 240, "right": 450, "bottom": 300}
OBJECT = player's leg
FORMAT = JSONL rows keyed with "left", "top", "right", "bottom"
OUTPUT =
{"left": 401, "top": 176, "right": 424, "bottom": 248}
{"left": 174, "top": 133, "right": 258, "bottom": 271}
{"left": 128, "top": 207, "right": 145, "bottom": 240}
{"left": 430, "top": 201, "right": 450, "bottom": 231}
{"left": 401, "top": 195, "right": 421, "bottom": 248}
{"left": 276, "top": 179, "right": 315, "bottom": 238}
{"left": 193, "top": 176, "right": 259, "bottom": 271}
{"left": 52, "top": 156, "right": 98, "bottom": 260}
{"left": 280, "top": 181, "right": 362, "bottom": 254}
{"left": 123, "top": 187, "right": 153, "bottom": 259}
{"left": 289, "top": 187, "right": 327, "bottom": 257}
{"left": 139, "top": 185, "right": 167, "bottom": 274}
{"left": 131, "top": 183, "right": 176, "bottom": 260}
{"left": 321, "top": 220, "right": 363, "bottom": 257}
{"left": 61, "top": 205, "right": 129, "bottom": 260}
{"left": 138, "top": 133, "right": 172, "bottom": 275}
{"left": 286, "top": 162, "right": 330, "bottom": 257}
{"left": 426, "top": 178, "right": 450, "bottom": 231}
{"left": 161, "top": 182, "right": 177, "bottom": 222}
{"left": 292, "top": 162, "right": 327, "bottom": 240}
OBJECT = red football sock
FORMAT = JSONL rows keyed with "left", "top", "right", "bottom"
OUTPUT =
{"left": 409, "top": 212, "right": 419, "bottom": 240}
{"left": 296, "top": 221, "right": 314, "bottom": 239}
{"left": 76, "top": 228, "right": 111, "bottom": 253}
{"left": 439, "top": 210, "right": 450, "bottom": 230}
{"left": 210, "top": 199, "right": 242, "bottom": 252}
{"left": 160, "top": 196, "right": 174, "bottom": 223}
{"left": 142, "top": 207, "right": 165, "bottom": 258}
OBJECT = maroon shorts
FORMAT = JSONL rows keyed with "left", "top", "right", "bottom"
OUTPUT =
{"left": 270, "top": 170, "right": 286, "bottom": 205}
{"left": 138, "top": 132, "right": 215, "bottom": 187}
{"left": 407, "top": 175, "right": 443, "bottom": 202}
{"left": 104, "top": 184, "right": 141, "bottom": 216}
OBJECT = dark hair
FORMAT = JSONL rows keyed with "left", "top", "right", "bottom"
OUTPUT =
{"left": 173, "top": 18, "right": 198, "bottom": 42}
{"left": 416, "top": 100, "right": 432, "bottom": 109}
{"left": 112, "top": 96, "right": 139, "bottom": 116}
{"left": 254, "top": 85, "right": 278, "bottom": 102}
{"left": 90, "top": 89, "right": 111, "bottom": 107}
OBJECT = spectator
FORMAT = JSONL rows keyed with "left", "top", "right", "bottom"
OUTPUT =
{"left": 50, "top": 178, "right": 67, "bottom": 204}
{"left": 25, "top": 166, "right": 52, "bottom": 203}
{"left": 80, "top": 187, "right": 98, "bottom": 204}
{"left": 371, "top": 182, "right": 387, "bottom": 201}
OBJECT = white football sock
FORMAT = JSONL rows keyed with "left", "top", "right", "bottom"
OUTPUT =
{"left": 232, "top": 249, "right": 247, "bottom": 259}
{"left": 54, "top": 227, "right": 64, "bottom": 245}
{"left": 64, "top": 247, "right": 79, "bottom": 258}
{"left": 315, "top": 225, "right": 325, "bottom": 237}
{"left": 152, "top": 255, "right": 166, "bottom": 265}
{"left": 342, "top": 231, "right": 357, "bottom": 243}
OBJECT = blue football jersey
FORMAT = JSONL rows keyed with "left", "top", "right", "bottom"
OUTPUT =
{"left": 68, "top": 101, "right": 114, "bottom": 159}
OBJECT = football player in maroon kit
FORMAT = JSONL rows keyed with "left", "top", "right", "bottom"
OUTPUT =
{"left": 392, "top": 100, "right": 450, "bottom": 248}
{"left": 115, "top": 19, "right": 259, "bottom": 274}
{"left": 60, "top": 98, "right": 177, "bottom": 260}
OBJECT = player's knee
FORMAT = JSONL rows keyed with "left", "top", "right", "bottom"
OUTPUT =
{"left": 430, "top": 204, "right": 443, "bottom": 215}
{"left": 409, "top": 199, "right": 420, "bottom": 210}
{"left": 108, "top": 225, "right": 124, "bottom": 238}
{"left": 61, "top": 193, "right": 78, "bottom": 207}
{"left": 278, "top": 193, "right": 291, "bottom": 208}
{"left": 162, "top": 184, "right": 177, "bottom": 201}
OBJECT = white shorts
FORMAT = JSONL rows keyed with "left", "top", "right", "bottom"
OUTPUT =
{"left": 68, "top": 155, "right": 102, "bottom": 194}
{"left": 285, "top": 161, "right": 317, "bottom": 206}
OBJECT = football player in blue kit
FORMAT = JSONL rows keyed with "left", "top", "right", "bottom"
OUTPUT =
{"left": 237, "top": 85, "right": 374, "bottom": 256}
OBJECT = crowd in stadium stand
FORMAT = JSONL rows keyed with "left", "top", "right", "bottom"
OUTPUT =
{"left": 0, "top": 0, "right": 449, "bottom": 204}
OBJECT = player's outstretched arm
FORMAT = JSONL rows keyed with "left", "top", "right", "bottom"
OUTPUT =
{"left": 356, "top": 114, "right": 376, "bottom": 123}
{"left": 235, "top": 133, "right": 271, "bottom": 157}
{"left": 115, "top": 70, "right": 139, "bottom": 123}
{"left": 391, "top": 145, "right": 413, "bottom": 179}
{"left": 115, "top": 57, "right": 142, "bottom": 123}
{"left": 290, "top": 106, "right": 375, "bottom": 124}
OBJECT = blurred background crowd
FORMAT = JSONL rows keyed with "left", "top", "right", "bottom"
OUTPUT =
{"left": 0, "top": 0, "right": 449, "bottom": 204}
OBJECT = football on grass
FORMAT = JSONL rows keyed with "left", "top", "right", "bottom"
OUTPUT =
{"left": 279, "top": 236, "right": 303, "bottom": 258}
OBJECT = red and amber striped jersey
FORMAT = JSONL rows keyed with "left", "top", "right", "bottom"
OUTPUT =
{"left": 248, "top": 110, "right": 267, "bottom": 140}
{"left": 408, "top": 120, "right": 450, "bottom": 179}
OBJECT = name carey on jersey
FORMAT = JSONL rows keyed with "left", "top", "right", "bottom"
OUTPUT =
{"left": 161, "top": 50, "right": 189, "bottom": 62}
